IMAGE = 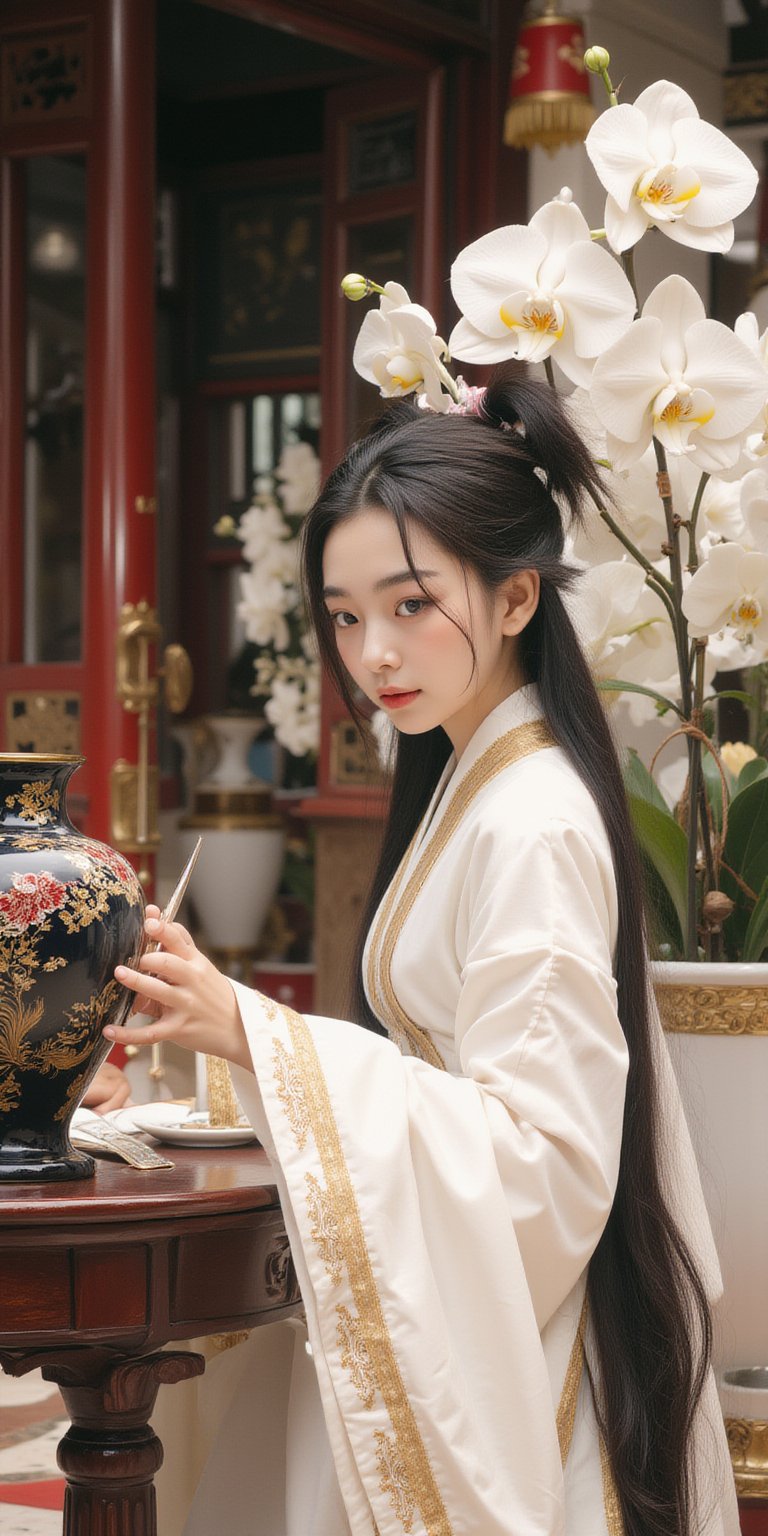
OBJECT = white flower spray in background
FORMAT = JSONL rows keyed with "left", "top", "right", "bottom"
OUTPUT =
{"left": 217, "top": 441, "right": 322, "bottom": 767}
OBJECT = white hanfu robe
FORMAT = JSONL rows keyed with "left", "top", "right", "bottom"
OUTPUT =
{"left": 179, "top": 684, "right": 738, "bottom": 1536}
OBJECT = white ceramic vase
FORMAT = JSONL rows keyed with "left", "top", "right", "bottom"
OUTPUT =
{"left": 202, "top": 713, "right": 267, "bottom": 790}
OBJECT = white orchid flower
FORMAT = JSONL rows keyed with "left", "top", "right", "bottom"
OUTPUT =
{"left": 353, "top": 281, "right": 454, "bottom": 412}
{"left": 265, "top": 676, "right": 321, "bottom": 757}
{"left": 585, "top": 79, "right": 758, "bottom": 254}
{"left": 589, "top": 275, "right": 768, "bottom": 473}
{"left": 448, "top": 191, "right": 635, "bottom": 388}
{"left": 568, "top": 559, "right": 648, "bottom": 675}
{"left": 274, "top": 442, "right": 321, "bottom": 516}
{"left": 682, "top": 542, "right": 768, "bottom": 648}
{"left": 237, "top": 502, "right": 291, "bottom": 564}
{"left": 731, "top": 310, "right": 768, "bottom": 468}
{"left": 238, "top": 570, "right": 295, "bottom": 652}
{"left": 739, "top": 467, "right": 768, "bottom": 554}
{"left": 263, "top": 536, "right": 300, "bottom": 586}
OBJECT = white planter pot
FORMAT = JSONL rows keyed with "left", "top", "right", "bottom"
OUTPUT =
{"left": 651, "top": 961, "right": 768, "bottom": 1383}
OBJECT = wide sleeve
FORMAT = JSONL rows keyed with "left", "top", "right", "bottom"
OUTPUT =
{"left": 454, "top": 814, "right": 629, "bottom": 1326}
{"left": 227, "top": 813, "right": 629, "bottom": 1536}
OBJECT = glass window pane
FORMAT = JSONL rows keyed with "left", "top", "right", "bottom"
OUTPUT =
{"left": 24, "top": 153, "right": 86, "bottom": 663}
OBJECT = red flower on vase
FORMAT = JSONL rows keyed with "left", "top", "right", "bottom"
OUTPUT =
{"left": 0, "top": 871, "right": 70, "bottom": 932}
{"left": 78, "top": 839, "right": 135, "bottom": 883}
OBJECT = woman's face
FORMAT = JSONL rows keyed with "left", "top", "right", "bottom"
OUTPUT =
{"left": 322, "top": 506, "right": 533, "bottom": 757}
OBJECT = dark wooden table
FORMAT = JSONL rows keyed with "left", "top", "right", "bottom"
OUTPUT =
{"left": 0, "top": 1144, "right": 301, "bottom": 1536}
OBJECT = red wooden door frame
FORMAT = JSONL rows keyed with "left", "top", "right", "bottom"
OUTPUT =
{"left": 0, "top": 0, "right": 158, "bottom": 857}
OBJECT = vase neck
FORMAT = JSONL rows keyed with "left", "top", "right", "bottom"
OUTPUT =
{"left": 0, "top": 758, "right": 81, "bottom": 831}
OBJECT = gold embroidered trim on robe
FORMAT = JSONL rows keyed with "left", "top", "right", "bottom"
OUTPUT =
{"left": 599, "top": 1433, "right": 625, "bottom": 1536}
{"left": 556, "top": 1291, "right": 588, "bottom": 1466}
{"left": 366, "top": 719, "right": 557, "bottom": 1067}
{"left": 278, "top": 1004, "right": 454, "bottom": 1536}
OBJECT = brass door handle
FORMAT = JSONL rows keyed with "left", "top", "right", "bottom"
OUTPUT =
{"left": 160, "top": 644, "right": 193, "bottom": 715}
{"left": 112, "top": 603, "right": 194, "bottom": 866}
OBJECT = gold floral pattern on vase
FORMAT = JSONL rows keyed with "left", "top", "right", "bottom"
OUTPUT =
{"left": 4, "top": 779, "right": 61, "bottom": 826}
{"left": 0, "top": 755, "right": 145, "bottom": 1182}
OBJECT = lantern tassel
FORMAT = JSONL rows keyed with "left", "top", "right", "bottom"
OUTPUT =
{"left": 504, "top": 94, "right": 595, "bottom": 153}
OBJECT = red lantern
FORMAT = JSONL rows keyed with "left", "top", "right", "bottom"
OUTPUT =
{"left": 505, "top": 3, "right": 595, "bottom": 153}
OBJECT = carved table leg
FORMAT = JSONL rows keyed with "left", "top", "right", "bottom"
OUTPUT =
{"left": 2, "top": 1348, "right": 204, "bottom": 1536}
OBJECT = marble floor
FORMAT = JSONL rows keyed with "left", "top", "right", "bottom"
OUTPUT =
{"left": 0, "top": 1370, "right": 65, "bottom": 1533}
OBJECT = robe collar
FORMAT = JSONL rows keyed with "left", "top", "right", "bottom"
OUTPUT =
{"left": 413, "top": 683, "right": 546, "bottom": 854}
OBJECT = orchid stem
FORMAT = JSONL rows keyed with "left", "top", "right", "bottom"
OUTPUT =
{"left": 687, "top": 472, "right": 709, "bottom": 572}
{"left": 645, "top": 573, "right": 681, "bottom": 632}
{"left": 543, "top": 356, "right": 557, "bottom": 391}
{"left": 597, "top": 504, "right": 675, "bottom": 597}
{"left": 651, "top": 432, "right": 700, "bottom": 957}
{"left": 436, "top": 359, "right": 461, "bottom": 403}
{"left": 652, "top": 435, "right": 691, "bottom": 711}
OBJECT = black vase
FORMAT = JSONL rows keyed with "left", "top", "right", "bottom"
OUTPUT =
{"left": 0, "top": 755, "right": 145, "bottom": 1181}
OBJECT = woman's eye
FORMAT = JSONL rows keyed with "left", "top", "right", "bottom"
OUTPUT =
{"left": 330, "top": 610, "right": 357, "bottom": 629}
{"left": 396, "top": 598, "right": 430, "bottom": 617}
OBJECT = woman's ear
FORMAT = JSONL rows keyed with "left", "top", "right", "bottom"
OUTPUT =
{"left": 500, "top": 570, "right": 540, "bottom": 637}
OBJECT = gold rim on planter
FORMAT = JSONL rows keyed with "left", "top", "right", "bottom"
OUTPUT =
{"left": 655, "top": 984, "right": 768, "bottom": 1035}
{"left": 725, "top": 1418, "right": 768, "bottom": 1499}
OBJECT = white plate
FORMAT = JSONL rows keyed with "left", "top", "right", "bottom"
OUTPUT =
{"left": 131, "top": 1110, "right": 258, "bottom": 1147}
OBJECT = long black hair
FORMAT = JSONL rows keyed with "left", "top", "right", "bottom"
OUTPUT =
{"left": 301, "top": 372, "right": 711, "bottom": 1536}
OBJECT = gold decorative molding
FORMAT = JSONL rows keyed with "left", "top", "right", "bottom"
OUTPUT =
{"left": 725, "top": 1418, "right": 768, "bottom": 1499}
{"left": 5, "top": 693, "right": 81, "bottom": 756}
{"left": 724, "top": 70, "right": 768, "bottom": 125}
{"left": 655, "top": 984, "right": 768, "bottom": 1035}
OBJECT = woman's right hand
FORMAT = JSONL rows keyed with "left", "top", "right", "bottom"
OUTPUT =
{"left": 107, "top": 911, "right": 254, "bottom": 1072}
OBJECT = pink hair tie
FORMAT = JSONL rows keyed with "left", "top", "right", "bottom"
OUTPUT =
{"left": 448, "top": 379, "right": 516, "bottom": 431}
{"left": 448, "top": 381, "right": 488, "bottom": 417}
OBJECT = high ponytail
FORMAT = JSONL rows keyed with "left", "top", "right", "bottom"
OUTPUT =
{"left": 301, "top": 372, "right": 711, "bottom": 1536}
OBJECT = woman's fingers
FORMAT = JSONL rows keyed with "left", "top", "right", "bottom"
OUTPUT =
{"left": 138, "top": 949, "right": 189, "bottom": 984}
{"left": 114, "top": 964, "right": 178, "bottom": 1007}
{"left": 95, "top": 1081, "right": 133, "bottom": 1114}
{"left": 143, "top": 916, "right": 195, "bottom": 954}
{"left": 130, "top": 996, "right": 162, "bottom": 1019}
{"left": 104, "top": 1017, "right": 180, "bottom": 1047}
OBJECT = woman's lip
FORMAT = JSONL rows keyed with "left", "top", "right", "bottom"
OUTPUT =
{"left": 379, "top": 689, "right": 421, "bottom": 709}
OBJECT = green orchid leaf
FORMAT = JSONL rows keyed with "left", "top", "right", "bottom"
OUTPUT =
{"left": 628, "top": 793, "right": 689, "bottom": 943}
{"left": 706, "top": 689, "right": 757, "bottom": 709}
{"left": 640, "top": 851, "right": 684, "bottom": 955}
{"left": 722, "top": 777, "right": 768, "bottom": 898}
{"left": 701, "top": 749, "right": 730, "bottom": 836}
{"left": 735, "top": 757, "right": 768, "bottom": 794}
{"left": 597, "top": 679, "right": 684, "bottom": 719}
{"left": 623, "top": 749, "right": 670, "bottom": 816}
{"left": 742, "top": 875, "right": 768, "bottom": 963}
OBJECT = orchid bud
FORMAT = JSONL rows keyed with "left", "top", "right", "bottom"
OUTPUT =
{"left": 584, "top": 46, "right": 610, "bottom": 73}
{"left": 341, "top": 273, "right": 370, "bottom": 301}
{"left": 701, "top": 890, "right": 735, "bottom": 931}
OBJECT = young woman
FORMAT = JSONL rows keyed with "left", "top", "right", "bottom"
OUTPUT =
{"left": 108, "top": 375, "right": 737, "bottom": 1536}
